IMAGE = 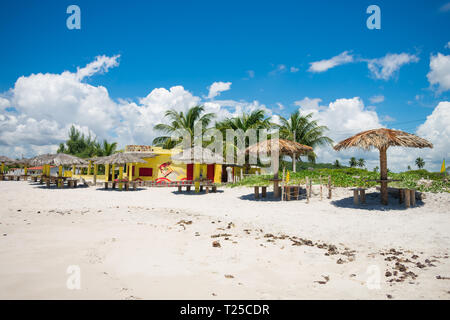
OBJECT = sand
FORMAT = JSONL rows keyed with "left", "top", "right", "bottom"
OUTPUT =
{"left": 0, "top": 181, "right": 449, "bottom": 300}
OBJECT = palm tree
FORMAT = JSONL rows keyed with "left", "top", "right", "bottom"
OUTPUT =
{"left": 349, "top": 157, "right": 357, "bottom": 168}
{"left": 334, "top": 159, "right": 341, "bottom": 168}
{"left": 407, "top": 165, "right": 412, "bottom": 171}
{"left": 216, "top": 109, "right": 272, "bottom": 172}
{"left": 100, "top": 140, "right": 118, "bottom": 156}
{"left": 415, "top": 157, "right": 425, "bottom": 169}
{"left": 373, "top": 166, "right": 379, "bottom": 172}
{"left": 153, "top": 106, "right": 215, "bottom": 149}
{"left": 277, "top": 111, "right": 333, "bottom": 171}
{"left": 357, "top": 158, "right": 366, "bottom": 168}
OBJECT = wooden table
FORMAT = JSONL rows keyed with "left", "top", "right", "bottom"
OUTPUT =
{"left": 253, "top": 186, "right": 268, "bottom": 199}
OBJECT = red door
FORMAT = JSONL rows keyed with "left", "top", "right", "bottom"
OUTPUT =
{"left": 186, "top": 164, "right": 194, "bottom": 181}
{"left": 207, "top": 164, "right": 215, "bottom": 182}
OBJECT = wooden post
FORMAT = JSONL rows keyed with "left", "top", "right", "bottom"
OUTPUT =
{"left": 379, "top": 146, "right": 388, "bottom": 205}
{"left": 410, "top": 189, "right": 416, "bottom": 207}
{"left": 360, "top": 188, "right": 366, "bottom": 204}
{"left": 254, "top": 186, "right": 259, "bottom": 199}
{"left": 93, "top": 164, "right": 97, "bottom": 185}
{"left": 281, "top": 167, "right": 285, "bottom": 201}
{"left": 404, "top": 189, "right": 411, "bottom": 208}
{"left": 105, "top": 164, "right": 110, "bottom": 182}
{"left": 262, "top": 186, "right": 267, "bottom": 198}
{"left": 306, "top": 177, "right": 310, "bottom": 204}
{"left": 353, "top": 189, "right": 359, "bottom": 205}
{"left": 309, "top": 178, "right": 312, "bottom": 198}
{"left": 328, "top": 176, "right": 332, "bottom": 199}
{"left": 399, "top": 189, "right": 404, "bottom": 204}
{"left": 320, "top": 176, "right": 323, "bottom": 200}
{"left": 294, "top": 186, "right": 299, "bottom": 200}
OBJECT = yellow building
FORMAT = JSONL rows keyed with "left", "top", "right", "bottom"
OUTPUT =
{"left": 123, "top": 145, "right": 223, "bottom": 184}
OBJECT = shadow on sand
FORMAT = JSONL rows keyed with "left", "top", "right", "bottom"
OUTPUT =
{"left": 331, "top": 191, "right": 424, "bottom": 211}
{"left": 171, "top": 189, "right": 225, "bottom": 195}
{"left": 239, "top": 191, "right": 307, "bottom": 202}
{"left": 32, "top": 184, "right": 90, "bottom": 190}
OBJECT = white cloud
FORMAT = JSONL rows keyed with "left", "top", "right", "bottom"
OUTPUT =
{"left": 416, "top": 101, "right": 450, "bottom": 170}
{"left": 427, "top": 53, "right": 450, "bottom": 92}
{"left": 0, "top": 57, "right": 270, "bottom": 159}
{"left": 76, "top": 55, "right": 120, "bottom": 80}
{"left": 439, "top": 2, "right": 450, "bottom": 12}
{"left": 308, "top": 51, "right": 354, "bottom": 73}
{"left": 367, "top": 53, "right": 419, "bottom": 80}
{"left": 207, "top": 81, "right": 232, "bottom": 99}
{"left": 445, "top": 41, "right": 450, "bottom": 49}
{"left": 290, "top": 66, "right": 299, "bottom": 73}
{"left": 269, "top": 64, "right": 287, "bottom": 75}
{"left": 369, "top": 95, "right": 385, "bottom": 103}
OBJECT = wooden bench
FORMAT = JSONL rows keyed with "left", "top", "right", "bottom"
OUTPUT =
{"left": 253, "top": 186, "right": 268, "bottom": 199}
{"left": 67, "top": 179, "right": 78, "bottom": 188}
{"left": 352, "top": 188, "right": 366, "bottom": 205}
{"left": 104, "top": 181, "right": 137, "bottom": 190}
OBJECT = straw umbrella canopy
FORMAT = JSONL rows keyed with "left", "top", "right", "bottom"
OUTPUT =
{"left": 93, "top": 153, "right": 148, "bottom": 165}
{"left": 0, "top": 156, "right": 14, "bottom": 174}
{"left": 29, "top": 153, "right": 87, "bottom": 166}
{"left": 171, "top": 146, "right": 224, "bottom": 164}
{"left": 334, "top": 128, "right": 433, "bottom": 205}
{"left": 246, "top": 139, "right": 313, "bottom": 178}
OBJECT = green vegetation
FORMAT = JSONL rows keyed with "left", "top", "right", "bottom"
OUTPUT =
{"left": 228, "top": 167, "right": 450, "bottom": 193}
{"left": 415, "top": 157, "right": 425, "bottom": 169}
{"left": 57, "top": 126, "right": 117, "bottom": 158}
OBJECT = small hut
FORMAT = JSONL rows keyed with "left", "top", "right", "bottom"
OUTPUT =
{"left": 334, "top": 128, "right": 433, "bottom": 205}
{"left": 246, "top": 139, "right": 313, "bottom": 197}
{"left": 94, "top": 153, "right": 147, "bottom": 188}
{"left": 0, "top": 156, "right": 14, "bottom": 174}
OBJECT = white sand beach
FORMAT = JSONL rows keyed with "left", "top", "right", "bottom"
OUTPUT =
{"left": 0, "top": 181, "right": 449, "bottom": 300}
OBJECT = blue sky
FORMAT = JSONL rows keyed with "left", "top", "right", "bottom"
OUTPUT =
{"left": 0, "top": 0, "right": 449, "bottom": 170}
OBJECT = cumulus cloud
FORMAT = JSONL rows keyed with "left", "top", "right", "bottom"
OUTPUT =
{"left": 445, "top": 41, "right": 450, "bottom": 49}
{"left": 367, "top": 53, "right": 419, "bottom": 80}
{"left": 369, "top": 95, "right": 385, "bottom": 104}
{"left": 427, "top": 53, "right": 450, "bottom": 92}
{"left": 76, "top": 55, "right": 120, "bottom": 80}
{"left": 439, "top": 2, "right": 450, "bottom": 12}
{"left": 416, "top": 101, "right": 450, "bottom": 170}
{"left": 308, "top": 51, "right": 354, "bottom": 73}
{"left": 0, "top": 57, "right": 269, "bottom": 158}
{"left": 207, "top": 81, "right": 232, "bottom": 99}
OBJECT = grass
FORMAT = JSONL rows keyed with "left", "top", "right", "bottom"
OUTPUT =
{"left": 228, "top": 168, "right": 450, "bottom": 193}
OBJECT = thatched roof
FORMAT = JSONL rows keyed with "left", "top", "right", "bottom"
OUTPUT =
{"left": 12, "top": 158, "right": 32, "bottom": 165}
{"left": 94, "top": 153, "right": 148, "bottom": 165}
{"left": 246, "top": 139, "right": 313, "bottom": 156}
{"left": 334, "top": 128, "right": 433, "bottom": 151}
{"left": 171, "top": 146, "right": 224, "bottom": 164}
{"left": 0, "top": 156, "right": 14, "bottom": 164}
{"left": 29, "top": 153, "right": 87, "bottom": 166}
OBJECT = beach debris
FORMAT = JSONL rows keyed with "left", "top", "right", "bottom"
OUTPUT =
{"left": 385, "top": 271, "right": 392, "bottom": 277}
{"left": 212, "top": 293, "right": 217, "bottom": 296}
{"left": 224, "top": 274, "right": 234, "bottom": 279}
{"left": 17, "top": 209, "right": 21, "bottom": 212}
{"left": 227, "top": 222, "right": 235, "bottom": 229}
{"left": 436, "top": 275, "right": 450, "bottom": 280}
{"left": 314, "top": 275, "right": 330, "bottom": 285}
{"left": 212, "top": 241, "right": 221, "bottom": 248}
{"left": 336, "top": 258, "right": 344, "bottom": 264}
{"left": 386, "top": 294, "right": 393, "bottom": 299}
{"left": 2, "top": 234, "right": 6, "bottom": 236}
{"left": 211, "top": 233, "right": 232, "bottom": 238}
{"left": 195, "top": 232, "right": 200, "bottom": 236}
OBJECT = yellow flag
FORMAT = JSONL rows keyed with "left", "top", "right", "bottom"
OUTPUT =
{"left": 441, "top": 159, "right": 446, "bottom": 173}
{"left": 286, "top": 171, "right": 290, "bottom": 183}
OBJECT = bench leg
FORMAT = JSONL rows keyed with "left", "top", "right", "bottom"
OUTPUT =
{"left": 205, "top": 186, "right": 209, "bottom": 194}
{"left": 212, "top": 186, "right": 217, "bottom": 193}
{"left": 359, "top": 189, "right": 366, "bottom": 204}
{"left": 404, "top": 189, "right": 411, "bottom": 208}
{"left": 410, "top": 189, "right": 416, "bottom": 207}
{"left": 262, "top": 187, "right": 267, "bottom": 198}
{"left": 353, "top": 189, "right": 359, "bottom": 205}
{"left": 187, "top": 186, "right": 191, "bottom": 192}
{"left": 178, "top": 186, "right": 182, "bottom": 192}
{"left": 254, "top": 186, "right": 259, "bottom": 199}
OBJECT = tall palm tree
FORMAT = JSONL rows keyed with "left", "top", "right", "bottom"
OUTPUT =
{"left": 415, "top": 157, "right": 425, "bottom": 169}
{"left": 277, "top": 111, "right": 333, "bottom": 171}
{"left": 357, "top": 158, "right": 366, "bottom": 168}
{"left": 153, "top": 106, "right": 215, "bottom": 149}
{"left": 215, "top": 109, "right": 272, "bottom": 172}
{"left": 101, "top": 140, "right": 118, "bottom": 156}
{"left": 349, "top": 157, "right": 357, "bottom": 168}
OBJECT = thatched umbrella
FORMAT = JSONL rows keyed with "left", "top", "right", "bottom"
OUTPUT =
{"left": 0, "top": 156, "right": 14, "bottom": 174}
{"left": 94, "top": 153, "right": 148, "bottom": 188}
{"left": 29, "top": 153, "right": 87, "bottom": 182}
{"left": 246, "top": 139, "right": 313, "bottom": 198}
{"left": 246, "top": 139, "right": 313, "bottom": 178}
{"left": 334, "top": 128, "right": 433, "bottom": 205}
{"left": 171, "top": 146, "right": 224, "bottom": 164}
{"left": 12, "top": 158, "right": 32, "bottom": 176}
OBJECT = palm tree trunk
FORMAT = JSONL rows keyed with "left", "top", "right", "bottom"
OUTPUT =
{"left": 379, "top": 146, "right": 388, "bottom": 205}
